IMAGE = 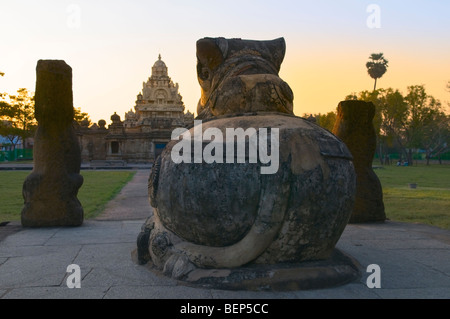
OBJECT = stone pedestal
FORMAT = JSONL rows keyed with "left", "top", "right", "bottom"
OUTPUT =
{"left": 21, "top": 60, "right": 84, "bottom": 227}
{"left": 332, "top": 100, "right": 386, "bottom": 223}
{"left": 133, "top": 247, "right": 361, "bottom": 291}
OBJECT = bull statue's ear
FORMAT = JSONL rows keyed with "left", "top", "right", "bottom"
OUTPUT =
{"left": 264, "top": 37, "right": 286, "bottom": 73}
{"left": 196, "top": 38, "right": 225, "bottom": 73}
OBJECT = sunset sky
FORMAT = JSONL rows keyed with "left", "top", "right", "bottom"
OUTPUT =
{"left": 1, "top": 0, "right": 449, "bottom": 124}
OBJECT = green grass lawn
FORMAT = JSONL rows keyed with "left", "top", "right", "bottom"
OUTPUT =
{"left": 374, "top": 164, "right": 450, "bottom": 230}
{"left": 0, "top": 165, "right": 449, "bottom": 230}
{"left": 0, "top": 170, "right": 136, "bottom": 222}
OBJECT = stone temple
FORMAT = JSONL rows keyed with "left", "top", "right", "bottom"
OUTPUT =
{"left": 77, "top": 55, "right": 194, "bottom": 163}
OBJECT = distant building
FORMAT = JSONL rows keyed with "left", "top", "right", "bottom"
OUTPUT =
{"left": 77, "top": 55, "right": 194, "bottom": 163}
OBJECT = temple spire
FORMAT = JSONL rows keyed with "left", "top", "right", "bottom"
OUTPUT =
{"left": 158, "top": 54, "right": 161, "bottom": 60}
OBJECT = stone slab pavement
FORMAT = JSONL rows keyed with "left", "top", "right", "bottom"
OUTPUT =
{"left": 0, "top": 169, "right": 449, "bottom": 300}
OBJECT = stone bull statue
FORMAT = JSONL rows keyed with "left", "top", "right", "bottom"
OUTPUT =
{"left": 136, "top": 37, "right": 357, "bottom": 289}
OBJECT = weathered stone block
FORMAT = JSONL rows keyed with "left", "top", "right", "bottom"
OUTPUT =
{"left": 332, "top": 100, "right": 386, "bottom": 223}
{"left": 21, "top": 60, "right": 84, "bottom": 227}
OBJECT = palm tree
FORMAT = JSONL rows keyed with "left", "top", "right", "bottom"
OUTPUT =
{"left": 366, "top": 53, "right": 388, "bottom": 91}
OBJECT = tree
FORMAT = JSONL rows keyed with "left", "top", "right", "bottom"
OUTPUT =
{"left": 0, "top": 95, "right": 10, "bottom": 115}
{"left": 302, "top": 112, "right": 337, "bottom": 132}
{"left": 1, "top": 73, "right": 16, "bottom": 148}
{"left": 74, "top": 107, "right": 91, "bottom": 125}
{"left": 378, "top": 88, "right": 409, "bottom": 162}
{"left": 1, "top": 88, "right": 36, "bottom": 150}
{"left": 0, "top": 121, "right": 22, "bottom": 150}
{"left": 421, "top": 112, "right": 449, "bottom": 165}
{"left": 344, "top": 93, "right": 358, "bottom": 101}
{"left": 0, "top": 71, "right": 7, "bottom": 109}
{"left": 366, "top": 53, "right": 389, "bottom": 91}
{"left": 346, "top": 85, "right": 449, "bottom": 165}
{"left": 402, "top": 85, "right": 446, "bottom": 164}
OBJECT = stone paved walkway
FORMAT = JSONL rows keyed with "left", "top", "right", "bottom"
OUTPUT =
{"left": 95, "top": 170, "right": 152, "bottom": 221}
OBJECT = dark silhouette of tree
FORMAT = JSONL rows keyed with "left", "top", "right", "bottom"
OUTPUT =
{"left": 1, "top": 88, "right": 36, "bottom": 149}
{"left": 303, "top": 112, "right": 337, "bottom": 132}
{"left": 1, "top": 71, "right": 12, "bottom": 115}
{"left": 422, "top": 111, "right": 449, "bottom": 165}
{"left": 74, "top": 107, "right": 91, "bottom": 125}
{"left": 366, "top": 53, "right": 389, "bottom": 91}
{"left": 346, "top": 85, "right": 449, "bottom": 165}
{"left": 0, "top": 122, "right": 22, "bottom": 150}
{"left": 0, "top": 71, "right": 6, "bottom": 108}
